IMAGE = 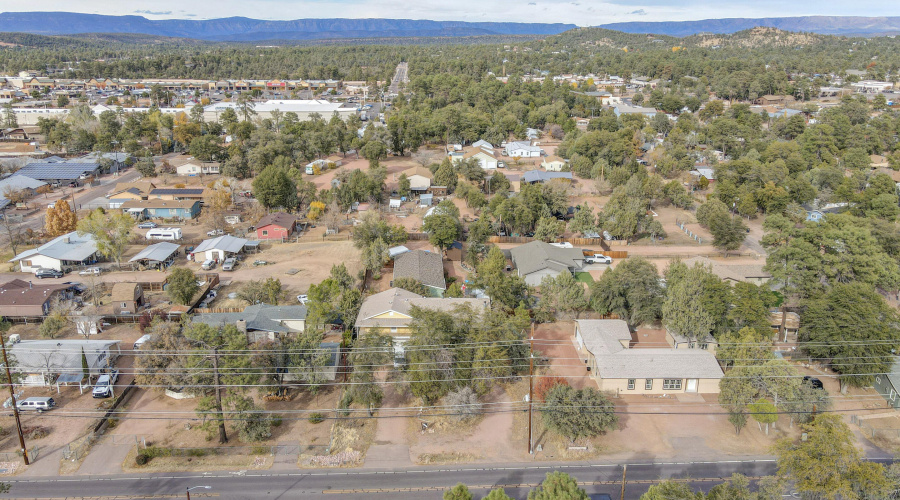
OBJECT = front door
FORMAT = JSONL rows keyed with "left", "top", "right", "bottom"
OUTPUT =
{"left": 686, "top": 379, "right": 699, "bottom": 393}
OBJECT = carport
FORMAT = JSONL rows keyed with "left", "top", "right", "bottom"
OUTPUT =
{"left": 55, "top": 373, "right": 87, "bottom": 394}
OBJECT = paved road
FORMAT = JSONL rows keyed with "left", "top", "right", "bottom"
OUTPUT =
{"left": 388, "top": 62, "right": 408, "bottom": 96}
{"left": 3, "top": 459, "right": 784, "bottom": 499}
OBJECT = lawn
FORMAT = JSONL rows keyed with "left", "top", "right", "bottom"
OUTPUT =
{"left": 574, "top": 272, "right": 594, "bottom": 284}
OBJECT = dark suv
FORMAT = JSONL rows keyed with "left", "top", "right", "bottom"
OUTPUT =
{"left": 803, "top": 376, "right": 824, "bottom": 390}
{"left": 34, "top": 268, "right": 64, "bottom": 279}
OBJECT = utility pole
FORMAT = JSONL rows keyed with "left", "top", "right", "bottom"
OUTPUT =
{"left": 0, "top": 326, "right": 28, "bottom": 465}
{"left": 619, "top": 464, "right": 627, "bottom": 500}
{"left": 211, "top": 348, "right": 227, "bottom": 444}
{"left": 528, "top": 323, "right": 534, "bottom": 455}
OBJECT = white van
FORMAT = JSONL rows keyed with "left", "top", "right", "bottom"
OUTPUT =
{"left": 133, "top": 334, "right": 152, "bottom": 350}
{"left": 146, "top": 228, "right": 182, "bottom": 241}
{"left": 17, "top": 397, "right": 56, "bottom": 412}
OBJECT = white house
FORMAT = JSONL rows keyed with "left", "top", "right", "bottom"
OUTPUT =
{"left": 193, "top": 235, "right": 249, "bottom": 262}
{"left": 505, "top": 141, "right": 543, "bottom": 158}
{"left": 175, "top": 159, "right": 220, "bottom": 176}
{"left": 11, "top": 339, "right": 121, "bottom": 387}
{"left": 472, "top": 139, "right": 493, "bottom": 150}
{"left": 459, "top": 148, "right": 499, "bottom": 169}
{"left": 10, "top": 231, "right": 99, "bottom": 272}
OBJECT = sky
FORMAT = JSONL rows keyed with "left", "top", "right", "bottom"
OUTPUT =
{"left": 3, "top": 1, "right": 900, "bottom": 25}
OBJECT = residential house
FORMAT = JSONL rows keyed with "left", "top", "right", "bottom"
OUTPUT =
{"left": 612, "top": 104, "right": 657, "bottom": 118}
{"left": 392, "top": 250, "right": 446, "bottom": 296}
{"left": 0, "top": 175, "right": 45, "bottom": 202}
{"left": 521, "top": 171, "right": 573, "bottom": 185}
{"left": 541, "top": 156, "right": 567, "bottom": 172}
{"left": 255, "top": 212, "right": 297, "bottom": 240}
{"left": 0, "top": 279, "right": 75, "bottom": 316}
{"left": 108, "top": 181, "right": 156, "bottom": 208}
{"left": 472, "top": 139, "right": 493, "bottom": 150}
{"left": 574, "top": 320, "right": 723, "bottom": 395}
{"left": 10, "top": 231, "right": 98, "bottom": 272}
{"left": 0, "top": 128, "right": 28, "bottom": 140}
{"left": 174, "top": 157, "right": 221, "bottom": 176}
{"left": 664, "top": 329, "right": 718, "bottom": 354}
{"left": 770, "top": 311, "right": 800, "bottom": 343}
{"left": 354, "top": 287, "right": 490, "bottom": 354}
{"left": 11, "top": 339, "right": 121, "bottom": 387}
{"left": 193, "top": 235, "right": 249, "bottom": 262}
{"left": 689, "top": 168, "right": 716, "bottom": 183}
{"left": 120, "top": 199, "right": 202, "bottom": 220}
{"left": 754, "top": 95, "right": 792, "bottom": 106}
{"left": 682, "top": 257, "right": 771, "bottom": 285}
{"left": 148, "top": 188, "right": 207, "bottom": 201}
{"left": 509, "top": 240, "right": 585, "bottom": 286}
{"left": 128, "top": 242, "right": 180, "bottom": 270}
{"left": 803, "top": 202, "right": 847, "bottom": 222}
{"left": 525, "top": 128, "right": 542, "bottom": 140}
{"left": 193, "top": 304, "right": 308, "bottom": 343}
{"left": 505, "top": 141, "right": 543, "bottom": 158}
{"left": 454, "top": 147, "right": 499, "bottom": 170}
{"left": 110, "top": 282, "right": 145, "bottom": 314}
{"left": 400, "top": 166, "right": 433, "bottom": 193}
{"left": 305, "top": 157, "right": 342, "bottom": 175}
{"left": 874, "top": 357, "right": 900, "bottom": 409}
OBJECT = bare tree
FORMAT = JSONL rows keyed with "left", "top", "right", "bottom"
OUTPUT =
{"left": 321, "top": 199, "right": 343, "bottom": 233}
{"left": 77, "top": 305, "right": 103, "bottom": 338}
{"left": 0, "top": 213, "right": 25, "bottom": 256}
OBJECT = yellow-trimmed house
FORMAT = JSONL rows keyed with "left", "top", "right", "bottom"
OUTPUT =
{"left": 574, "top": 320, "right": 723, "bottom": 396}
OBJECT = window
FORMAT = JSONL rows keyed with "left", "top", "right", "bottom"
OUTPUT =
{"left": 663, "top": 379, "right": 682, "bottom": 390}
{"left": 645, "top": 379, "right": 653, "bottom": 390}
{"left": 699, "top": 343, "right": 709, "bottom": 350}
{"left": 390, "top": 327, "right": 397, "bottom": 333}
{"left": 627, "top": 379, "right": 635, "bottom": 390}
{"left": 876, "top": 376, "right": 882, "bottom": 384}
{"left": 688, "top": 342, "right": 695, "bottom": 349}
{"left": 261, "top": 230, "right": 268, "bottom": 236}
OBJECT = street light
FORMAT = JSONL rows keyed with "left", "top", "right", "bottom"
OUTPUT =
{"left": 186, "top": 486, "right": 211, "bottom": 500}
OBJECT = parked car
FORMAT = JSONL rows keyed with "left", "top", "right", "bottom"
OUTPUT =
{"left": 207, "top": 229, "right": 224, "bottom": 237}
{"left": 201, "top": 259, "right": 216, "bottom": 270}
{"left": 78, "top": 267, "right": 101, "bottom": 276}
{"left": 803, "top": 376, "right": 824, "bottom": 390}
{"left": 137, "top": 221, "right": 158, "bottom": 229}
{"left": 133, "top": 334, "right": 152, "bottom": 350}
{"left": 585, "top": 254, "right": 613, "bottom": 265}
{"left": 297, "top": 294, "right": 309, "bottom": 305}
{"left": 222, "top": 258, "right": 236, "bottom": 271}
{"left": 16, "top": 397, "right": 56, "bottom": 412}
{"left": 35, "top": 268, "right": 64, "bottom": 279}
{"left": 92, "top": 370, "right": 120, "bottom": 399}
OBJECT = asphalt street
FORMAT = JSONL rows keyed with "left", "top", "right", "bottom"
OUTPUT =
{"left": 3, "top": 459, "right": 783, "bottom": 499}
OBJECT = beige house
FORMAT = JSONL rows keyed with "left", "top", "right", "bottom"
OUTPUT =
{"left": 682, "top": 256, "right": 771, "bottom": 285}
{"left": 110, "top": 282, "right": 145, "bottom": 314}
{"left": 354, "top": 288, "right": 490, "bottom": 356}
{"left": 455, "top": 148, "right": 498, "bottom": 170}
{"left": 400, "top": 166, "right": 433, "bottom": 193}
{"left": 574, "top": 320, "right": 723, "bottom": 395}
{"left": 541, "top": 156, "right": 567, "bottom": 172}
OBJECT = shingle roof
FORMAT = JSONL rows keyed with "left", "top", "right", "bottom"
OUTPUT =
{"left": 576, "top": 320, "right": 723, "bottom": 380}
{"left": 393, "top": 250, "right": 446, "bottom": 290}
{"left": 10, "top": 231, "right": 97, "bottom": 263}
{"left": 682, "top": 257, "right": 771, "bottom": 283}
{"left": 509, "top": 240, "right": 584, "bottom": 276}
{"left": 194, "top": 235, "right": 249, "bottom": 254}
{"left": 149, "top": 188, "right": 205, "bottom": 196}
{"left": 0, "top": 279, "right": 69, "bottom": 306}
{"left": 256, "top": 212, "right": 297, "bottom": 230}
{"left": 111, "top": 282, "right": 141, "bottom": 302}
{"left": 522, "top": 171, "right": 573, "bottom": 183}
{"left": 192, "top": 304, "right": 308, "bottom": 333}
{"left": 129, "top": 242, "right": 180, "bottom": 263}
{"left": 120, "top": 199, "right": 199, "bottom": 210}
{"left": 355, "top": 288, "right": 490, "bottom": 329}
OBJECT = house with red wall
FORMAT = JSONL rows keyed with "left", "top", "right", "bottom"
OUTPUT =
{"left": 255, "top": 212, "right": 297, "bottom": 240}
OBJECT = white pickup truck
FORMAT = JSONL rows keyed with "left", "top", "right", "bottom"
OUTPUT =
{"left": 92, "top": 370, "right": 120, "bottom": 399}
{"left": 585, "top": 254, "right": 612, "bottom": 265}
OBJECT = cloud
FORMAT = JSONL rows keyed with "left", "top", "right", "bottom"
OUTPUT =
{"left": 527, "top": 2, "right": 536, "bottom": 4}
{"left": 133, "top": 9, "right": 172, "bottom": 15}
{"left": 629, "top": 9, "right": 648, "bottom": 15}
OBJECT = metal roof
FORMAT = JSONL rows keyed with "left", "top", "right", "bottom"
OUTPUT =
{"left": 149, "top": 188, "right": 205, "bottom": 196}
{"left": 16, "top": 162, "right": 100, "bottom": 181}
{"left": 522, "top": 171, "right": 573, "bottom": 183}
{"left": 128, "top": 242, "right": 178, "bottom": 262}
{"left": 194, "top": 235, "right": 248, "bottom": 254}
{"left": 0, "top": 175, "right": 45, "bottom": 192}
{"left": 10, "top": 339, "right": 120, "bottom": 375}
{"left": 10, "top": 231, "right": 97, "bottom": 263}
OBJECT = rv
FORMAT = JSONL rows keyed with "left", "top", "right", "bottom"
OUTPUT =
{"left": 146, "top": 228, "right": 183, "bottom": 241}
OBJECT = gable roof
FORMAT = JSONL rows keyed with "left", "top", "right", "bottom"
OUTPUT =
{"left": 401, "top": 166, "right": 433, "bottom": 180}
{"left": 194, "top": 235, "right": 249, "bottom": 254}
{"left": 0, "top": 279, "right": 69, "bottom": 306}
{"left": 10, "top": 231, "right": 97, "bottom": 263}
{"left": 576, "top": 320, "right": 723, "bottom": 380}
{"left": 393, "top": 250, "right": 446, "bottom": 290}
{"left": 0, "top": 175, "right": 45, "bottom": 192}
{"left": 354, "top": 287, "right": 490, "bottom": 329}
{"left": 256, "top": 212, "right": 297, "bottom": 230}
{"left": 111, "top": 282, "right": 141, "bottom": 302}
{"left": 192, "top": 304, "right": 308, "bottom": 333}
{"left": 113, "top": 181, "right": 156, "bottom": 195}
{"left": 9, "top": 339, "right": 120, "bottom": 374}
{"left": 149, "top": 188, "right": 205, "bottom": 196}
{"left": 120, "top": 199, "right": 200, "bottom": 210}
{"left": 522, "top": 171, "right": 572, "bottom": 183}
{"left": 462, "top": 148, "right": 496, "bottom": 160}
{"left": 129, "top": 242, "right": 180, "bottom": 263}
{"left": 509, "top": 240, "right": 584, "bottom": 276}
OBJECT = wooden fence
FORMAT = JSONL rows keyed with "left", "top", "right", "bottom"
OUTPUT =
{"left": 193, "top": 307, "right": 244, "bottom": 314}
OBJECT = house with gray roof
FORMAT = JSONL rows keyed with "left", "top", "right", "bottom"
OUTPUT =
{"left": 574, "top": 320, "right": 723, "bottom": 395}
{"left": 10, "top": 231, "right": 99, "bottom": 272}
{"left": 10, "top": 339, "right": 121, "bottom": 387}
{"left": 392, "top": 249, "right": 446, "bottom": 296}
{"left": 192, "top": 304, "right": 308, "bottom": 342}
{"left": 509, "top": 240, "right": 585, "bottom": 286}
{"left": 521, "top": 170, "right": 573, "bottom": 184}
{"left": 193, "top": 235, "right": 249, "bottom": 262}
{"left": 874, "top": 357, "right": 900, "bottom": 409}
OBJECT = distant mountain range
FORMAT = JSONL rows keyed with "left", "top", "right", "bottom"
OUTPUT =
{"left": 0, "top": 12, "right": 576, "bottom": 41}
{"left": 598, "top": 16, "right": 900, "bottom": 37}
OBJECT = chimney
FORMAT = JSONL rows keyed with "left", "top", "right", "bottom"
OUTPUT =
{"left": 62, "top": 236, "right": 70, "bottom": 244}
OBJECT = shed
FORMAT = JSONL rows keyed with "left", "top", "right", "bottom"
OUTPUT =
{"left": 128, "top": 242, "right": 180, "bottom": 269}
{"left": 193, "top": 235, "right": 249, "bottom": 262}
{"left": 110, "top": 282, "right": 144, "bottom": 314}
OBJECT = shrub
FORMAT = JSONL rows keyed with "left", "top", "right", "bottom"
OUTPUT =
{"left": 135, "top": 453, "right": 150, "bottom": 465}
{"left": 445, "top": 387, "right": 483, "bottom": 423}
{"left": 308, "top": 412, "right": 325, "bottom": 424}
{"left": 534, "top": 376, "right": 569, "bottom": 402}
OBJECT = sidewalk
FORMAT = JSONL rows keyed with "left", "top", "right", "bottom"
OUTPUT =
{"left": 75, "top": 436, "right": 132, "bottom": 475}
